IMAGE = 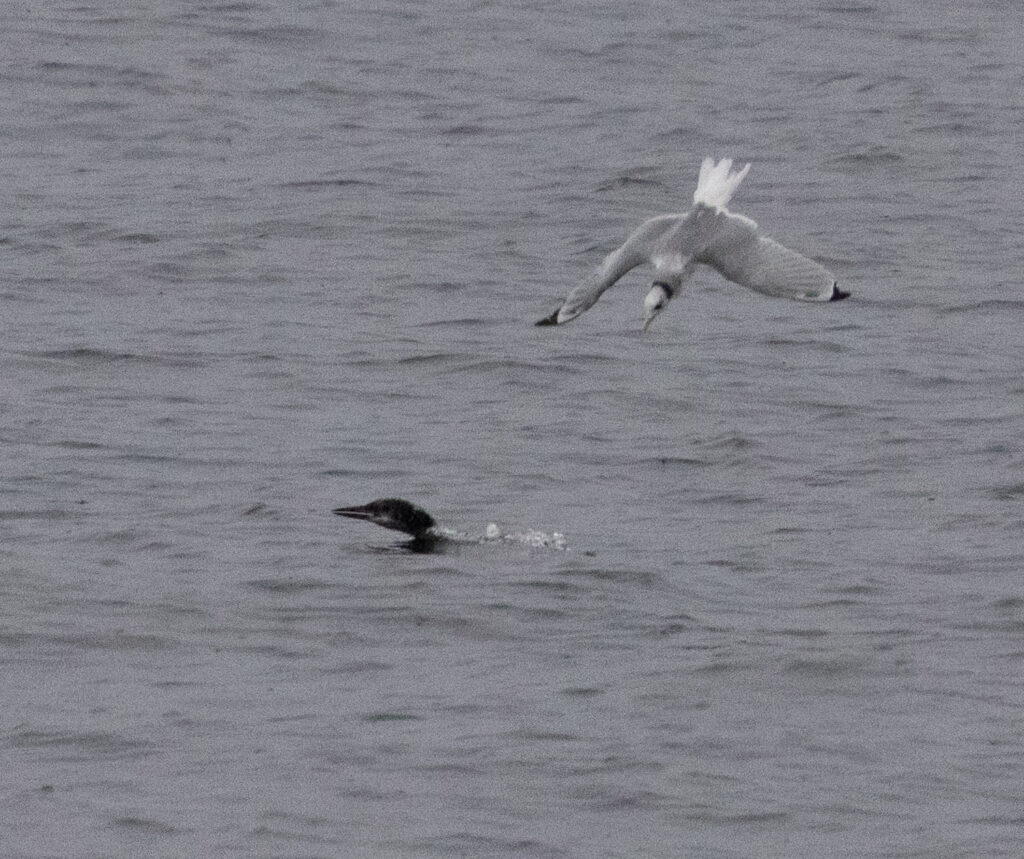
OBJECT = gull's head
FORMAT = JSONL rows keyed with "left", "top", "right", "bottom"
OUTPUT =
{"left": 642, "top": 282, "right": 673, "bottom": 332}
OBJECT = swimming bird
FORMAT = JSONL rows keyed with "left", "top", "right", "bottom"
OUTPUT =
{"left": 333, "top": 498, "right": 568, "bottom": 552}
{"left": 333, "top": 498, "right": 440, "bottom": 550}
{"left": 536, "top": 157, "right": 848, "bottom": 331}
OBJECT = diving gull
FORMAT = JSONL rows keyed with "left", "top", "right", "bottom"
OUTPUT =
{"left": 537, "top": 157, "right": 848, "bottom": 331}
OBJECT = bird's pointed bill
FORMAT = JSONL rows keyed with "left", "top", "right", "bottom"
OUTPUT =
{"left": 332, "top": 505, "right": 373, "bottom": 520}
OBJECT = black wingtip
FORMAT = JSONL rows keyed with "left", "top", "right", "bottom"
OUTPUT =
{"left": 829, "top": 283, "right": 851, "bottom": 302}
{"left": 536, "top": 309, "right": 560, "bottom": 326}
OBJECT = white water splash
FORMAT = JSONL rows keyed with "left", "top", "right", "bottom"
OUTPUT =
{"left": 485, "top": 523, "right": 568, "bottom": 550}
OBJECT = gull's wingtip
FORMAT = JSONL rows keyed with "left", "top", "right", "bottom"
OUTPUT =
{"left": 829, "top": 283, "right": 851, "bottom": 301}
{"left": 536, "top": 308, "right": 561, "bottom": 326}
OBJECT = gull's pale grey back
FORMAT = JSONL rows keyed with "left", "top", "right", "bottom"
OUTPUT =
{"left": 695, "top": 211, "right": 839, "bottom": 301}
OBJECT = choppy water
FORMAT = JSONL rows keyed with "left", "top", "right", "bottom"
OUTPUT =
{"left": 4, "top": 1, "right": 1024, "bottom": 856}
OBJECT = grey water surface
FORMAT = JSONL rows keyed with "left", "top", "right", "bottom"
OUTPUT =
{"left": 3, "top": 1, "right": 1024, "bottom": 856}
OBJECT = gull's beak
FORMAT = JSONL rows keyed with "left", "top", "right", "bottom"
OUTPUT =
{"left": 332, "top": 504, "right": 373, "bottom": 521}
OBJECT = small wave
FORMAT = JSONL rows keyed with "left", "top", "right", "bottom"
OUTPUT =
{"left": 10, "top": 728, "right": 156, "bottom": 759}
{"left": 557, "top": 566, "right": 662, "bottom": 586}
{"left": 784, "top": 656, "right": 868, "bottom": 677}
{"left": 39, "top": 347, "right": 134, "bottom": 361}
{"left": 595, "top": 173, "right": 663, "bottom": 192}
{"left": 245, "top": 577, "right": 331, "bottom": 594}
{"left": 761, "top": 337, "right": 846, "bottom": 353}
{"left": 940, "top": 299, "right": 1024, "bottom": 315}
{"left": 697, "top": 432, "right": 758, "bottom": 451}
{"left": 115, "top": 232, "right": 159, "bottom": 243}
{"left": 0, "top": 509, "right": 70, "bottom": 521}
{"left": 829, "top": 146, "right": 903, "bottom": 167}
{"left": 451, "top": 358, "right": 560, "bottom": 375}
{"left": 362, "top": 712, "right": 421, "bottom": 723}
{"left": 34, "top": 347, "right": 199, "bottom": 368}
{"left": 813, "top": 70, "right": 861, "bottom": 87}
{"left": 50, "top": 440, "right": 105, "bottom": 450}
{"left": 416, "top": 317, "right": 491, "bottom": 329}
{"left": 34, "top": 61, "right": 170, "bottom": 92}
{"left": 280, "top": 178, "right": 376, "bottom": 191}
{"left": 698, "top": 491, "right": 764, "bottom": 506}
{"left": 442, "top": 123, "right": 489, "bottom": 137}
{"left": 818, "top": 3, "right": 878, "bottom": 13}
{"left": 394, "top": 351, "right": 475, "bottom": 367}
{"left": 992, "top": 483, "right": 1024, "bottom": 501}
{"left": 110, "top": 816, "right": 178, "bottom": 835}
{"left": 642, "top": 455, "right": 712, "bottom": 467}
{"left": 221, "top": 25, "right": 324, "bottom": 47}
{"left": 403, "top": 281, "right": 465, "bottom": 294}
{"left": 897, "top": 26, "right": 981, "bottom": 46}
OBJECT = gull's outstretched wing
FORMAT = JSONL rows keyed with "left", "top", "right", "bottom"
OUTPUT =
{"left": 537, "top": 215, "right": 681, "bottom": 326}
{"left": 696, "top": 211, "right": 841, "bottom": 302}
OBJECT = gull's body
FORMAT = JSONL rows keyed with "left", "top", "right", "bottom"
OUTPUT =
{"left": 537, "top": 158, "right": 848, "bottom": 330}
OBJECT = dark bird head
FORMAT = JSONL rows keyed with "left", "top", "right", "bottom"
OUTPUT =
{"left": 332, "top": 498, "right": 436, "bottom": 538}
{"left": 642, "top": 280, "right": 674, "bottom": 332}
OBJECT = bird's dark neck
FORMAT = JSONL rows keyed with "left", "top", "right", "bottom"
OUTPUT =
{"left": 403, "top": 532, "right": 445, "bottom": 553}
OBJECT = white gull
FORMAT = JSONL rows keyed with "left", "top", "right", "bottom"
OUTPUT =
{"left": 537, "top": 157, "right": 848, "bottom": 331}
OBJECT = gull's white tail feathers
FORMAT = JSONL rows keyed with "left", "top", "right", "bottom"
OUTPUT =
{"left": 693, "top": 157, "right": 751, "bottom": 210}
